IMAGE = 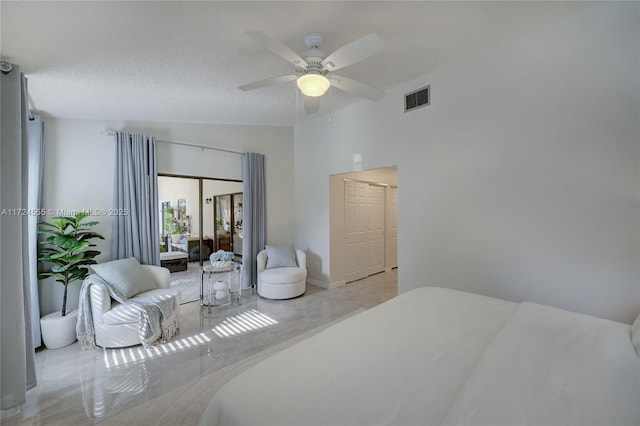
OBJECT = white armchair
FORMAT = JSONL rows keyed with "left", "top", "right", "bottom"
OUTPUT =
{"left": 88, "top": 264, "right": 181, "bottom": 348}
{"left": 257, "top": 247, "right": 306, "bottom": 299}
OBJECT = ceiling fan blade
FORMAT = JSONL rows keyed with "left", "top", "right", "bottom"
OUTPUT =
{"left": 303, "top": 96, "right": 321, "bottom": 114}
{"left": 329, "top": 75, "right": 384, "bottom": 102}
{"left": 321, "top": 33, "right": 384, "bottom": 72}
{"left": 246, "top": 31, "right": 309, "bottom": 68}
{"left": 238, "top": 75, "right": 297, "bottom": 91}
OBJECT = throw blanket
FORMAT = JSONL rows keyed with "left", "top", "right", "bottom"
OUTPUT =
{"left": 76, "top": 274, "right": 179, "bottom": 351}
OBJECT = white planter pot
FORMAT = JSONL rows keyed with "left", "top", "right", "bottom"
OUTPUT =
{"left": 40, "top": 310, "right": 78, "bottom": 349}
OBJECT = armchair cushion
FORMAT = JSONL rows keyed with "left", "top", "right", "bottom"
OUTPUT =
{"left": 265, "top": 245, "right": 297, "bottom": 269}
{"left": 260, "top": 267, "right": 307, "bottom": 285}
{"left": 91, "top": 257, "right": 156, "bottom": 299}
{"left": 80, "top": 264, "right": 180, "bottom": 349}
{"left": 102, "top": 287, "right": 180, "bottom": 325}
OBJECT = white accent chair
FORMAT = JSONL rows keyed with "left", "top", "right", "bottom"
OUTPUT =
{"left": 89, "top": 265, "right": 181, "bottom": 348}
{"left": 257, "top": 248, "right": 307, "bottom": 299}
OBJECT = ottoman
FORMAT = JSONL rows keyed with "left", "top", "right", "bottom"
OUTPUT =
{"left": 160, "top": 251, "right": 188, "bottom": 272}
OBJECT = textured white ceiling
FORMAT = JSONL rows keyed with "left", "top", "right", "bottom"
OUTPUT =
{"left": 1, "top": 1, "right": 595, "bottom": 126}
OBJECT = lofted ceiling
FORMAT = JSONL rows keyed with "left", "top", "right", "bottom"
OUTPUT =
{"left": 1, "top": 1, "right": 596, "bottom": 127}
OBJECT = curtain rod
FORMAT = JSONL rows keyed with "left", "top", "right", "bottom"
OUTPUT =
{"left": 102, "top": 130, "right": 243, "bottom": 155}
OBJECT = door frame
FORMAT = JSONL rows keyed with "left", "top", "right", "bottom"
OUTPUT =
{"left": 328, "top": 166, "right": 398, "bottom": 288}
{"left": 158, "top": 173, "right": 242, "bottom": 267}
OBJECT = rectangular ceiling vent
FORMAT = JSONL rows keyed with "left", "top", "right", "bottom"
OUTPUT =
{"left": 404, "top": 85, "right": 430, "bottom": 112}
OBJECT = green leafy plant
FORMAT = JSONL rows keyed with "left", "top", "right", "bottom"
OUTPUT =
{"left": 38, "top": 212, "right": 105, "bottom": 316}
{"left": 164, "top": 207, "right": 183, "bottom": 234}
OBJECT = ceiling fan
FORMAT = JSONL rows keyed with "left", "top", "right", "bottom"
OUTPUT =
{"left": 239, "top": 31, "right": 385, "bottom": 114}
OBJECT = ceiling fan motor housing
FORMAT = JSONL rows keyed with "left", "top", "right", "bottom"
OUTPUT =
{"left": 298, "top": 32, "right": 328, "bottom": 74}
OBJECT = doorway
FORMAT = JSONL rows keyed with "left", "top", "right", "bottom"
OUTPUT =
{"left": 158, "top": 175, "right": 243, "bottom": 266}
{"left": 213, "top": 192, "right": 243, "bottom": 259}
{"left": 344, "top": 181, "right": 386, "bottom": 282}
{"left": 329, "top": 166, "right": 398, "bottom": 286}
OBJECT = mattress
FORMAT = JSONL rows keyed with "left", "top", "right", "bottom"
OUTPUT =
{"left": 442, "top": 301, "right": 640, "bottom": 425}
{"left": 200, "top": 287, "right": 640, "bottom": 426}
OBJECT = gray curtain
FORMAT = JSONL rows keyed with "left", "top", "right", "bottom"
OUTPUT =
{"left": 112, "top": 132, "right": 160, "bottom": 266}
{"left": 1, "top": 64, "right": 37, "bottom": 411}
{"left": 241, "top": 152, "right": 266, "bottom": 288}
{"left": 27, "top": 115, "right": 44, "bottom": 348}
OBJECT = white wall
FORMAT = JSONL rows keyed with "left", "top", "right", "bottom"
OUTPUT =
{"left": 41, "top": 119, "right": 294, "bottom": 315}
{"left": 295, "top": 2, "right": 640, "bottom": 323}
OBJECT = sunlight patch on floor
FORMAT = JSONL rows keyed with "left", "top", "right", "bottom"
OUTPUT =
{"left": 212, "top": 309, "right": 278, "bottom": 338}
{"left": 103, "top": 332, "right": 211, "bottom": 368}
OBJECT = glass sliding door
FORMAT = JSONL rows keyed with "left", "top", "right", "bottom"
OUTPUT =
{"left": 232, "top": 194, "right": 243, "bottom": 258}
{"left": 213, "top": 192, "right": 243, "bottom": 256}
{"left": 158, "top": 175, "right": 243, "bottom": 270}
{"left": 202, "top": 179, "right": 243, "bottom": 262}
{"left": 158, "top": 176, "right": 200, "bottom": 262}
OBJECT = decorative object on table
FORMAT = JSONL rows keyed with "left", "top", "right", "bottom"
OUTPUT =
{"left": 200, "top": 262, "right": 242, "bottom": 310}
{"left": 37, "top": 212, "right": 104, "bottom": 349}
{"left": 213, "top": 281, "right": 229, "bottom": 301}
{"left": 210, "top": 250, "right": 234, "bottom": 269}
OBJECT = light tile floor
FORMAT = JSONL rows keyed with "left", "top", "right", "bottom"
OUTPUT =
{"left": 4, "top": 269, "right": 397, "bottom": 425}
{"left": 169, "top": 262, "right": 214, "bottom": 304}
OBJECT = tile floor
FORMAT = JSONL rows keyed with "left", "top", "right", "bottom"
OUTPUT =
{"left": 169, "top": 262, "right": 214, "bottom": 304}
{"left": 4, "top": 269, "right": 397, "bottom": 425}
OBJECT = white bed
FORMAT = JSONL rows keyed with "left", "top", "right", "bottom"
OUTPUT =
{"left": 200, "top": 287, "right": 640, "bottom": 426}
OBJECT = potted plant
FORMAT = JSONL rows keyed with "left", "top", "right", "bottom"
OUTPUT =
{"left": 38, "top": 212, "right": 104, "bottom": 349}
{"left": 164, "top": 207, "right": 183, "bottom": 243}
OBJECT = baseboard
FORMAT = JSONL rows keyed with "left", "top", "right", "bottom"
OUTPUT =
{"left": 330, "top": 280, "right": 346, "bottom": 289}
{"left": 309, "top": 279, "right": 346, "bottom": 290}
{"left": 306, "top": 278, "right": 346, "bottom": 290}
{"left": 306, "top": 277, "right": 329, "bottom": 289}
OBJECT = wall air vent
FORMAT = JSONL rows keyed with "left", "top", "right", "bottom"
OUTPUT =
{"left": 404, "top": 85, "right": 430, "bottom": 112}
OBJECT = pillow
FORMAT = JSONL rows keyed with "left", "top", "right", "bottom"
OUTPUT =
{"left": 265, "top": 245, "right": 297, "bottom": 269}
{"left": 632, "top": 312, "right": 640, "bottom": 357}
{"left": 91, "top": 257, "right": 157, "bottom": 299}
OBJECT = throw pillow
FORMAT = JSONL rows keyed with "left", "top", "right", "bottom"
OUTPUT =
{"left": 91, "top": 257, "right": 157, "bottom": 299}
{"left": 265, "top": 245, "right": 297, "bottom": 269}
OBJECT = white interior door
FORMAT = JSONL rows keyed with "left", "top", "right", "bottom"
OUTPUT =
{"left": 386, "top": 186, "right": 398, "bottom": 269}
{"left": 345, "top": 181, "right": 369, "bottom": 283}
{"left": 367, "top": 184, "right": 385, "bottom": 276}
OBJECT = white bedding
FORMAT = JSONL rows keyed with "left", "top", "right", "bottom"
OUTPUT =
{"left": 200, "top": 287, "right": 640, "bottom": 426}
{"left": 442, "top": 302, "right": 640, "bottom": 426}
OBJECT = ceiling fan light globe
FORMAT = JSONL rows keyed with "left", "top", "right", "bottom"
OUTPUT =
{"left": 297, "top": 74, "right": 330, "bottom": 97}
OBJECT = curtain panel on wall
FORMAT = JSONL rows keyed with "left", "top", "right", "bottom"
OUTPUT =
{"left": 27, "top": 115, "right": 44, "bottom": 348}
{"left": 0, "top": 64, "right": 37, "bottom": 411}
{"left": 112, "top": 132, "right": 160, "bottom": 266}
{"left": 242, "top": 152, "right": 266, "bottom": 288}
